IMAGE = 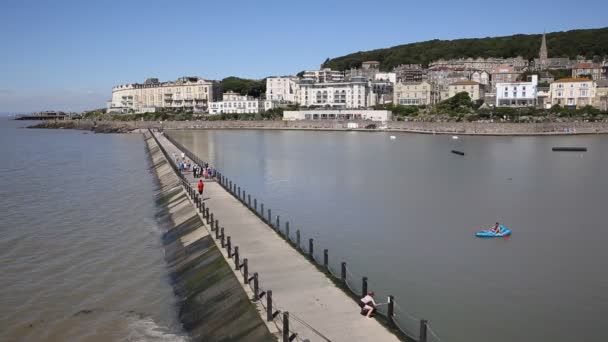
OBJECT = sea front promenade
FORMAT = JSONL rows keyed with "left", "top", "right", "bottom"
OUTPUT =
{"left": 153, "top": 131, "right": 404, "bottom": 342}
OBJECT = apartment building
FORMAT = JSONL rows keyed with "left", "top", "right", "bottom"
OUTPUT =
{"left": 297, "top": 78, "right": 369, "bottom": 109}
{"left": 495, "top": 75, "right": 538, "bottom": 107}
{"left": 266, "top": 77, "right": 299, "bottom": 103}
{"left": 209, "top": 91, "right": 274, "bottom": 114}
{"left": 108, "top": 77, "right": 221, "bottom": 113}
{"left": 571, "top": 63, "right": 605, "bottom": 80}
{"left": 549, "top": 78, "right": 596, "bottom": 108}
{"left": 302, "top": 68, "right": 344, "bottom": 83}
{"left": 394, "top": 81, "right": 433, "bottom": 105}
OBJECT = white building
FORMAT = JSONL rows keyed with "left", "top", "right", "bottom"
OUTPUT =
{"left": 496, "top": 75, "right": 538, "bottom": 107}
{"left": 302, "top": 68, "right": 344, "bottom": 83}
{"left": 209, "top": 91, "right": 275, "bottom": 114}
{"left": 266, "top": 77, "right": 299, "bottom": 103}
{"left": 394, "top": 81, "right": 433, "bottom": 105}
{"left": 283, "top": 109, "right": 391, "bottom": 121}
{"left": 297, "top": 78, "right": 370, "bottom": 109}
{"left": 107, "top": 77, "right": 221, "bottom": 113}
{"left": 549, "top": 78, "right": 596, "bottom": 108}
{"left": 375, "top": 72, "right": 397, "bottom": 84}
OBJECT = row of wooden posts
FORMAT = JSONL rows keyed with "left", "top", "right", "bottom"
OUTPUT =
{"left": 156, "top": 130, "right": 432, "bottom": 342}
{"left": 151, "top": 131, "right": 303, "bottom": 342}
{"left": 184, "top": 177, "right": 304, "bottom": 342}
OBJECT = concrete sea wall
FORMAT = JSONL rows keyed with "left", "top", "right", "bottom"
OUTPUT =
{"left": 32, "top": 119, "right": 608, "bottom": 135}
{"left": 144, "top": 133, "right": 274, "bottom": 341}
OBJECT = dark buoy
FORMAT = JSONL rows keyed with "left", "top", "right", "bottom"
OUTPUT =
{"left": 552, "top": 147, "right": 587, "bottom": 152}
{"left": 451, "top": 150, "right": 465, "bottom": 156}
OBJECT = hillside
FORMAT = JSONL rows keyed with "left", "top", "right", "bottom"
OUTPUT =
{"left": 323, "top": 27, "right": 608, "bottom": 71}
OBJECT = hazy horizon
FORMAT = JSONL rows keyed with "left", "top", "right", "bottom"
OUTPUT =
{"left": 1, "top": 0, "right": 606, "bottom": 113}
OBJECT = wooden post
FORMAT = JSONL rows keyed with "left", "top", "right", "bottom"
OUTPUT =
{"left": 248, "top": 194, "right": 251, "bottom": 208}
{"left": 309, "top": 238, "right": 314, "bottom": 259}
{"left": 296, "top": 230, "right": 300, "bottom": 249}
{"left": 210, "top": 213, "right": 214, "bottom": 228}
{"left": 362, "top": 277, "right": 368, "bottom": 298}
{"left": 253, "top": 272, "right": 259, "bottom": 301}
{"left": 419, "top": 319, "right": 428, "bottom": 342}
{"left": 215, "top": 219, "right": 219, "bottom": 232}
{"left": 234, "top": 246, "right": 239, "bottom": 270}
{"left": 238, "top": 186, "right": 241, "bottom": 200}
{"left": 323, "top": 249, "right": 328, "bottom": 269}
{"left": 202, "top": 202, "right": 206, "bottom": 218}
{"left": 276, "top": 215, "right": 280, "bottom": 232}
{"left": 285, "top": 221, "right": 290, "bottom": 239}
{"left": 243, "top": 258, "right": 248, "bottom": 285}
{"left": 388, "top": 295, "right": 395, "bottom": 326}
{"left": 226, "top": 236, "right": 232, "bottom": 258}
{"left": 266, "top": 290, "right": 273, "bottom": 321}
{"left": 267, "top": 209, "right": 271, "bottom": 224}
{"left": 254, "top": 199, "right": 258, "bottom": 213}
{"left": 341, "top": 262, "right": 347, "bottom": 285}
{"left": 282, "top": 312, "right": 289, "bottom": 342}
{"left": 220, "top": 228, "right": 225, "bottom": 247}
{"left": 205, "top": 208, "right": 210, "bottom": 223}
{"left": 215, "top": 225, "right": 220, "bottom": 239}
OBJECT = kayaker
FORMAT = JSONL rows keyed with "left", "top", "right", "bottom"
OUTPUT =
{"left": 491, "top": 222, "right": 501, "bottom": 233}
{"left": 360, "top": 291, "right": 377, "bottom": 318}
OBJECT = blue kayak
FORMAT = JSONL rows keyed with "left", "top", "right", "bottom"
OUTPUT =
{"left": 476, "top": 225, "right": 512, "bottom": 238}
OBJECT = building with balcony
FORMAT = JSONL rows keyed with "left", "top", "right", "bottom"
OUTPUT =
{"left": 297, "top": 78, "right": 370, "bottom": 109}
{"left": 208, "top": 91, "right": 275, "bottom": 114}
{"left": 394, "top": 81, "right": 433, "bottom": 106}
{"left": 302, "top": 68, "right": 344, "bottom": 83}
{"left": 496, "top": 75, "right": 538, "bottom": 107}
{"left": 283, "top": 109, "right": 391, "bottom": 121}
{"left": 266, "top": 76, "right": 299, "bottom": 103}
{"left": 549, "top": 78, "right": 596, "bottom": 108}
{"left": 107, "top": 77, "right": 221, "bottom": 113}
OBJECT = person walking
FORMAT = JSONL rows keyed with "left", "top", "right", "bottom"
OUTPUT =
{"left": 197, "top": 179, "right": 204, "bottom": 197}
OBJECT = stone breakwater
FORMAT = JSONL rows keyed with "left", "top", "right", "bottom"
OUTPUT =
{"left": 29, "top": 119, "right": 608, "bottom": 135}
{"left": 144, "top": 132, "right": 273, "bottom": 341}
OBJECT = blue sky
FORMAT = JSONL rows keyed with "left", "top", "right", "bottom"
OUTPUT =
{"left": 0, "top": 0, "right": 606, "bottom": 113}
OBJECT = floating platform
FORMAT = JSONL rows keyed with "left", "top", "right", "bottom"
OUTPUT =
{"left": 552, "top": 147, "right": 587, "bottom": 152}
{"left": 451, "top": 150, "right": 465, "bottom": 156}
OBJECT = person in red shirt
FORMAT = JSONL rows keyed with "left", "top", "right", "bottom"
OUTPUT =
{"left": 197, "top": 180, "right": 204, "bottom": 197}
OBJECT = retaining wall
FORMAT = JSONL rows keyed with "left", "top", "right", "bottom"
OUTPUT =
{"left": 144, "top": 133, "right": 274, "bottom": 341}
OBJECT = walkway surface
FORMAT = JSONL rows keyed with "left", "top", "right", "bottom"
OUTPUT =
{"left": 154, "top": 132, "right": 401, "bottom": 342}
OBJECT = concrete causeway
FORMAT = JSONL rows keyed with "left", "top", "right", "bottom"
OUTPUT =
{"left": 155, "top": 132, "right": 402, "bottom": 342}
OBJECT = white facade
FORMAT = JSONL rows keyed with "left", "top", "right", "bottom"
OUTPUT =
{"left": 209, "top": 91, "right": 275, "bottom": 114}
{"left": 108, "top": 77, "right": 219, "bottom": 113}
{"left": 266, "top": 77, "right": 299, "bottom": 103}
{"left": 283, "top": 110, "right": 391, "bottom": 121}
{"left": 549, "top": 78, "right": 596, "bottom": 108}
{"left": 496, "top": 75, "right": 538, "bottom": 107}
{"left": 374, "top": 72, "right": 397, "bottom": 84}
{"left": 302, "top": 68, "right": 344, "bottom": 83}
{"left": 297, "top": 80, "right": 370, "bottom": 109}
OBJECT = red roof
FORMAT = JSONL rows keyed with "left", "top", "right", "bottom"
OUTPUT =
{"left": 573, "top": 63, "right": 600, "bottom": 69}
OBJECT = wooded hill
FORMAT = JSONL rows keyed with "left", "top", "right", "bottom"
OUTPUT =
{"left": 323, "top": 27, "right": 608, "bottom": 71}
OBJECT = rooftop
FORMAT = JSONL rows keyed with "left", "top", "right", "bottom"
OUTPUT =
{"left": 450, "top": 80, "right": 480, "bottom": 86}
{"left": 573, "top": 63, "right": 601, "bottom": 69}
{"left": 554, "top": 77, "right": 593, "bottom": 83}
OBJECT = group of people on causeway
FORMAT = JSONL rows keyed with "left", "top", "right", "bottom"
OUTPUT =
{"left": 171, "top": 151, "right": 216, "bottom": 179}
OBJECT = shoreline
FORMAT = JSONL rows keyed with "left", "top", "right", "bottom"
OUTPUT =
{"left": 27, "top": 119, "right": 608, "bottom": 136}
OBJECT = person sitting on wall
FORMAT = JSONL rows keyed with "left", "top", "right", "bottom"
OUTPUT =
{"left": 360, "top": 291, "right": 377, "bottom": 318}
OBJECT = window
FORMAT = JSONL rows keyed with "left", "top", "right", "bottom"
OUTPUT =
{"left": 581, "top": 90, "right": 587, "bottom": 96}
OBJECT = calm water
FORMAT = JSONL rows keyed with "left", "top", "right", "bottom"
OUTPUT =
{"left": 0, "top": 119, "right": 186, "bottom": 342}
{"left": 172, "top": 129, "right": 608, "bottom": 342}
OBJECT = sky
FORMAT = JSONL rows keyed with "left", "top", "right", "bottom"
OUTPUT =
{"left": 0, "top": 0, "right": 606, "bottom": 113}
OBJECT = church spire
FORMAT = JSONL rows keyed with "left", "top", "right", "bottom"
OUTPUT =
{"left": 539, "top": 31, "right": 548, "bottom": 69}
